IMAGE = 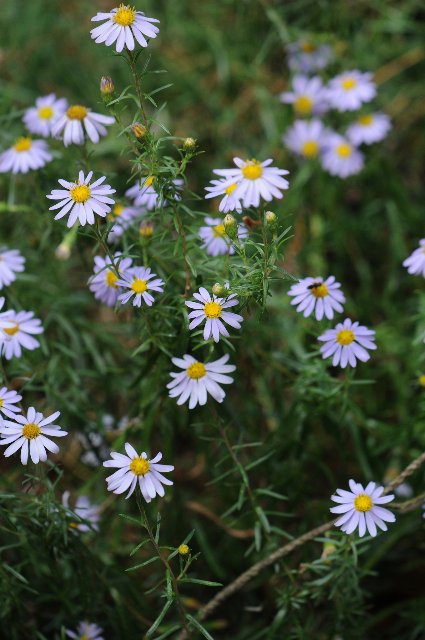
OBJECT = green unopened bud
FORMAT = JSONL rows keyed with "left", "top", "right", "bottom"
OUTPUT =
{"left": 223, "top": 214, "right": 237, "bottom": 239}
{"left": 265, "top": 211, "right": 277, "bottom": 227}
{"left": 131, "top": 122, "right": 147, "bottom": 140}
{"left": 183, "top": 137, "right": 196, "bottom": 150}
{"left": 212, "top": 283, "right": 226, "bottom": 296}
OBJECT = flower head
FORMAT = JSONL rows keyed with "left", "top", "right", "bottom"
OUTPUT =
{"left": 52, "top": 105, "right": 115, "bottom": 146}
{"left": 346, "top": 113, "right": 391, "bottom": 146}
{"left": 65, "top": 621, "right": 104, "bottom": 640}
{"left": 288, "top": 276, "right": 345, "bottom": 320}
{"left": 320, "top": 133, "right": 364, "bottom": 178}
{"left": 286, "top": 40, "right": 333, "bottom": 74}
{"left": 0, "top": 248, "right": 25, "bottom": 289}
{"left": 318, "top": 318, "right": 376, "bottom": 368}
{"left": 23, "top": 94, "right": 68, "bottom": 137}
{"left": 283, "top": 119, "right": 329, "bottom": 159}
{"left": 47, "top": 171, "right": 116, "bottom": 227}
{"left": 331, "top": 480, "right": 395, "bottom": 537}
{"left": 0, "top": 387, "right": 22, "bottom": 418}
{"left": 88, "top": 253, "right": 133, "bottom": 307}
{"left": 62, "top": 492, "right": 100, "bottom": 533}
{"left": 204, "top": 179, "right": 243, "bottom": 213}
{"left": 104, "top": 444, "right": 173, "bottom": 501}
{"left": 186, "top": 287, "right": 243, "bottom": 342}
{"left": 0, "top": 137, "right": 52, "bottom": 174}
{"left": 125, "top": 177, "right": 183, "bottom": 211}
{"left": 327, "top": 71, "right": 376, "bottom": 112}
{"left": 167, "top": 354, "right": 236, "bottom": 409}
{"left": 0, "top": 406, "right": 67, "bottom": 465}
{"left": 0, "top": 310, "right": 43, "bottom": 360}
{"left": 403, "top": 239, "right": 425, "bottom": 277}
{"left": 91, "top": 5, "right": 160, "bottom": 53}
{"left": 280, "top": 75, "right": 329, "bottom": 116}
{"left": 117, "top": 266, "right": 164, "bottom": 307}
{"left": 198, "top": 217, "right": 248, "bottom": 257}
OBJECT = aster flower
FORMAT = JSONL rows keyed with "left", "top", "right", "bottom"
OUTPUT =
{"left": 212, "top": 158, "right": 289, "bottom": 208}
{"left": 0, "top": 310, "right": 44, "bottom": 360}
{"left": 117, "top": 266, "right": 164, "bottom": 307}
{"left": 327, "top": 71, "right": 376, "bottom": 112}
{"left": 403, "top": 239, "right": 425, "bottom": 277}
{"left": 125, "top": 177, "right": 183, "bottom": 211}
{"left": 280, "top": 75, "right": 329, "bottom": 116}
{"left": 104, "top": 444, "right": 173, "bottom": 501}
{"left": 107, "top": 202, "right": 143, "bottom": 243}
{"left": 346, "top": 113, "right": 391, "bottom": 146}
{"left": 0, "top": 406, "right": 67, "bottom": 465}
{"left": 318, "top": 318, "right": 376, "bottom": 368}
{"left": 283, "top": 119, "right": 329, "bottom": 159}
{"left": 320, "top": 133, "right": 364, "bottom": 178}
{"left": 204, "top": 179, "right": 243, "bottom": 213}
{"left": 330, "top": 480, "right": 395, "bottom": 537}
{"left": 286, "top": 40, "right": 333, "bottom": 73}
{"left": 0, "top": 297, "right": 13, "bottom": 333}
{"left": 0, "top": 387, "right": 22, "bottom": 418}
{"left": 65, "top": 621, "right": 104, "bottom": 640}
{"left": 62, "top": 492, "right": 100, "bottom": 533}
{"left": 88, "top": 253, "right": 133, "bottom": 308}
{"left": 90, "top": 4, "right": 159, "bottom": 53}
{"left": 0, "top": 248, "right": 25, "bottom": 289}
{"left": 199, "top": 217, "right": 248, "bottom": 257}
{"left": 167, "top": 354, "right": 236, "bottom": 409}
{"left": 288, "top": 276, "right": 345, "bottom": 320}
{"left": 139, "top": 221, "right": 154, "bottom": 238}
{"left": 47, "top": 171, "right": 116, "bottom": 227}
{"left": 52, "top": 104, "right": 115, "bottom": 146}
{"left": 0, "top": 137, "right": 52, "bottom": 174}
{"left": 186, "top": 287, "right": 243, "bottom": 342}
{"left": 23, "top": 93, "right": 68, "bottom": 138}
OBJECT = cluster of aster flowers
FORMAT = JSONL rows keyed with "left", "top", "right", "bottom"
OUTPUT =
{"left": 280, "top": 38, "right": 391, "bottom": 178}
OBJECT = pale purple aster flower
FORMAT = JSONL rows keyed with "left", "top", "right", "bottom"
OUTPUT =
{"left": 280, "top": 75, "right": 329, "bottom": 116}
{"left": 331, "top": 480, "right": 395, "bottom": 537}
{"left": 286, "top": 40, "right": 333, "bottom": 74}
{"left": 346, "top": 113, "right": 391, "bottom": 146}
{"left": 320, "top": 133, "right": 364, "bottom": 178}
{"left": 117, "top": 266, "right": 164, "bottom": 307}
{"left": 167, "top": 354, "right": 236, "bottom": 409}
{"left": 65, "top": 621, "right": 104, "bottom": 640}
{"left": 52, "top": 105, "right": 115, "bottom": 146}
{"left": 88, "top": 253, "right": 133, "bottom": 307}
{"left": 403, "top": 239, "right": 425, "bottom": 277}
{"left": 186, "top": 287, "right": 243, "bottom": 342}
{"left": 104, "top": 444, "right": 173, "bottom": 501}
{"left": 90, "top": 5, "right": 159, "bottom": 53}
{"left": 0, "top": 406, "right": 67, "bottom": 465}
{"left": 283, "top": 119, "right": 329, "bottom": 159}
{"left": 318, "top": 318, "right": 376, "bottom": 368}
{"left": 0, "top": 248, "right": 25, "bottom": 289}
{"left": 199, "top": 217, "right": 248, "bottom": 257}
{"left": 0, "top": 310, "right": 43, "bottom": 360}
{"left": 0, "top": 387, "right": 22, "bottom": 418}
{"left": 327, "top": 70, "right": 376, "bottom": 112}
{"left": 0, "top": 137, "right": 52, "bottom": 174}
{"left": 125, "top": 177, "right": 183, "bottom": 211}
{"left": 204, "top": 179, "right": 243, "bottom": 213}
{"left": 23, "top": 94, "right": 68, "bottom": 138}
{"left": 288, "top": 276, "right": 345, "bottom": 320}
{"left": 62, "top": 492, "right": 100, "bottom": 533}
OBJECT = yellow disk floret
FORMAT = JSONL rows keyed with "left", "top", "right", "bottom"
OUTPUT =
{"left": 23, "top": 423, "right": 41, "bottom": 440}
{"left": 14, "top": 137, "right": 32, "bottom": 153}
{"left": 38, "top": 106, "right": 54, "bottom": 120}
{"left": 242, "top": 160, "right": 263, "bottom": 180}
{"left": 354, "top": 494, "right": 373, "bottom": 512}
{"left": 114, "top": 4, "right": 136, "bottom": 27}
{"left": 130, "top": 456, "right": 150, "bottom": 476}
{"left": 66, "top": 105, "right": 88, "bottom": 121}
{"left": 342, "top": 77, "right": 357, "bottom": 90}
{"left": 336, "top": 144, "right": 352, "bottom": 158}
{"left": 186, "top": 362, "right": 206, "bottom": 380}
{"left": 131, "top": 278, "right": 148, "bottom": 294}
{"left": 302, "top": 141, "right": 319, "bottom": 157}
{"left": 336, "top": 329, "right": 355, "bottom": 346}
{"left": 204, "top": 301, "right": 222, "bottom": 319}
{"left": 70, "top": 184, "right": 91, "bottom": 203}
{"left": 294, "top": 96, "right": 313, "bottom": 115}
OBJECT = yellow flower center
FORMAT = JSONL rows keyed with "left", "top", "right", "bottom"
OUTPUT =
{"left": 187, "top": 362, "right": 206, "bottom": 380}
{"left": 22, "top": 423, "right": 41, "bottom": 440}
{"left": 213, "top": 224, "right": 225, "bottom": 237}
{"left": 310, "top": 282, "right": 328, "bottom": 298}
{"left": 301, "top": 140, "right": 319, "bottom": 157}
{"left": 336, "top": 329, "right": 355, "bottom": 346}
{"left": 112, "top": 204, "right": 124, "bottom": 217}
{"left": 225, "top": 183, "right": 237, "bottom": 196}
{"left": 106, "top": 270, "right": 118, "bottom": 288}
{"left": 66, "top": 105, "right": 88, "bottom": 121}
{"left": 336, "top": 144, "right": 352, "bottom": 158}
{"left": 140, "top": 224, "right": 154, "bottom": 238}
{"left": 178, "top": 543, "right": 189, "bottom": 555}
{"left": 130, "top": 456, "right": 150, "bottom": 476}
{"left": 354, "top": 494, "right": 373, "bottom": 512}
{"left": 301, "top": 42, "right": 316, "bottom": 53}
{"left": 342, "top": 77, "right": 357, "bottom": 90}
{"left": 144, "top": 175, "right": 154, "bottom": 187}
{"left": 242, "top": 161, "right": 263, "bottom": 181}
{"left": 14, "top": 137, "right": 32, "bottom": 153}
{"left": 80, "top": 635, "right": 89, "bottom": 640}
{"left": 204, "top": 301, "right": 222, "bottom": 318}
{"left": 294, "top": 95, "right": 313, "bottom": 115}
{"left": 114, "top": 4, "right": 136, "bottom": 26}
{"left": 3, "top": 323, "right": 19, "bottom": 336}
{"left": 0, "top": 399, "right": 3, "bottom": 407}
{"left": 131, "top": 278, "right": 148, "bottom": 294}
{"left": 419, "top": 375, "right": 425, "bottom": 388}
{"left": 358, "top": 114, "right": 374, "bottom": 126}
{"left": 69, "top": 522, "right": 80, "bottom": 530}
{"left": 38, "top": 106, "right": 54, "bottom": 120}
{"left": 70, "top": 184, "right": 91, "bottom": 203}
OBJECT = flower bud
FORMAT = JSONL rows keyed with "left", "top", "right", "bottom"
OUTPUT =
{"left": 223, "top": 214, "right": 237, "bottom": 239}
{"left": 183, "top": 137, "right": 196, "bottom": 150}
{"left": 140, "top": 222, "right": 154, "bottom": 238}
{"left": 212, "top": 283, "right": 226, "bottom": 296}
{"left": 419, "top": 375, "right": 425, "bottom": 388}
{"left": 55, "top": 242, "right": 71, "bottom": 261}
{"left": 178, "top": 543, "right": 190, "bottom": 556}
{"left": 100, "top": 76, "right": 115, "bottom": 95}
{"left": 265, "top": 210, "right": 277, "bottom": 227}
{"left": 131, "top": 122, "right": 147, "bottom": 140}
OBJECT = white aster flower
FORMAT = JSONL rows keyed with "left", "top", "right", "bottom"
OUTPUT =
{"left": 283, "top": 119, "right": 329, "bottom": 159}
{"left": 286, "top": 40, "right": 333, "bottom": 73}
{"left": 204, "top": 179, "right": 243, "bottom": 213}
{"left": 320, "top": 133, "right": 364, "bottom": 178}
{"left": 0, "top": 310, "right": 44, "bottom": 360}
{"left": 88, "top": 253, "right": 133, "bottom": 308}
{"left": 0, "top": 386, "right": 22, "bottom": 418}
{"left": 403, "top": 239, "right": 425, "bottom": 277}
{"left": 0, "top": 406, "right": 67, "bottom": 465}
{"left": 0, "top": 297, "right": 13, "bottom": 333}
{"left": 199, "top": 217, "right": 248, "bottom": 257}
{"left": 91, "top": 4, "right": 160, "bottom": 53}
{"left": 125, "top": 176, "right": 183, "bottom": 211}
{"left": 212, "top": 158, "right": 289, "bottom": 208}
{"left": 107, "top": 202, "right": 144, "bottom": 243}
{"left": 65, "top": 621, "right": 104, "bottom": 640}
{"left": 0, "top": 248, "right": 25, "bottom": 289}
{"left": 167, "top": 354, "right": 236, "bottom": 409}
{"left": 288, "top": 276, "right": 345, "bottom": 320}
{"left": 62, "top": 492, "right": 100, "bottom": 533}
{"left": 330, "top": 480, "right": 395, "bottom": 537}
{"left": 23, "top": 93, "right": 68, "bottom": 138}
{"left": 186, "top": 286, "right": 243, "bottom": 342}
{"left": 47, "top": 170, "right": 116, "bottom": 227}
{"left": 104, "top": 444, "right": 173, "bottom": 501}
{"left": 280, "top": 75, "right": 329, "bottom": 116}
{"left": 318, "top": 318, "right": 376, "bottom": 368}
{"left": 0, "top": 137, "right": 52, "bottom": 174}
{"left": 117, "top": 266, "right": 164, "bottom": 307}
{"left": 52, "top": 104, "right": 115, "bottom": 146}
{"left": 346, "top": 113, "right": 391, "bottom": 146}
{"left": 327, "top": 70, "right": 376, "bottom": 112}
